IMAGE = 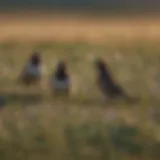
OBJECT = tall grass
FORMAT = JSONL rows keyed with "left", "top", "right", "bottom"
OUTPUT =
{"left": 0, "top": 41, "right": 159, "bottom": 160}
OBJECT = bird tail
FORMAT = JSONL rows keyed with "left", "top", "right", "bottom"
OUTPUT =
{"left": 115, "top": 85, "right": 140, "bottom": 103}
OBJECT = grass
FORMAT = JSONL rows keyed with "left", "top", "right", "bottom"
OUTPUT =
{"left": 0, "top": 40, "right": 159, "bottom": 160}
{"left": 0, "top": 12, "right": 159, "bottom": 160}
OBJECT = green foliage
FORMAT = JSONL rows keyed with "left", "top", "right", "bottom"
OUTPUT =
{"left": 108, "top": 124, "right": 143, "bottom": 154}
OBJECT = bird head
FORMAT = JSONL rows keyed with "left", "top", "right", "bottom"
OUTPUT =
{"left": 30, "top": 52, "right": 41, "bottom": 67}
{"left": 94, "top": 58, "right": 107, "bottom": 71}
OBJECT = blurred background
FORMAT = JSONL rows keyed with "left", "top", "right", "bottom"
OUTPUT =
{"left": 0, "top": 0, "right": 160, "bottom": 11}
{"left": 0, "top": 0, "right": 160, "bottom": 43}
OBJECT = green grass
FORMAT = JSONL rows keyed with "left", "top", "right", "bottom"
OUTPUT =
{"left": 0, "top": 41, "right": 159, "bottom": 160}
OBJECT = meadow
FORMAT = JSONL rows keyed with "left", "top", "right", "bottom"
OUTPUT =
{"left": 0, "top": 12, "right": 160, "bottom": 160}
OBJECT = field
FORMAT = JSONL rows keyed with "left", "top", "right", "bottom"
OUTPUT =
{"left": 0, "top": 11, "right": 160, "bottom": 160}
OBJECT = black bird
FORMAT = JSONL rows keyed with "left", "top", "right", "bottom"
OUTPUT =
{"left": 19, "top": 52, "right": 41, "bottom": 86}
{"left": 94, "top": 58, "right": 131, "bottom": 100}
{"left": 50, "top": 61, "right": 71, "bottom": 96}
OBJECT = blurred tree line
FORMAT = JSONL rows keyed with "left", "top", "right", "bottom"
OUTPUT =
{"left": 0, "top": 0, "right": 159, "bottom": 11}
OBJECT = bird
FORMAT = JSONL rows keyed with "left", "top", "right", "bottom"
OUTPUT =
{"left": 50, "top": 61, "right": 71, "bottom": 97}
{"left": 94, "top": 58, "right": 131, "bottom": 101}
{"left": 18, "top": 52, "right": 41, "bottom": 87}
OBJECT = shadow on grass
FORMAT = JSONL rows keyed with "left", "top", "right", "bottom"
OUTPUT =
{"left": 0, "top": 91, "right": 141, "bottom": 109}
{"left": 49, "top": 96, "right": 140, "bottom": 109}
{"left": 0, "top": 91, "right": 43, "bottom": 106}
